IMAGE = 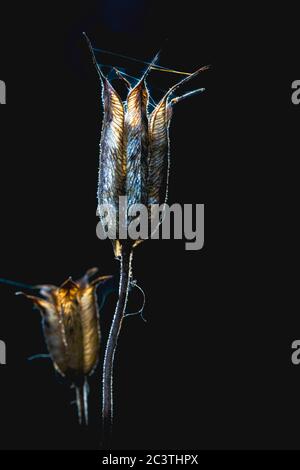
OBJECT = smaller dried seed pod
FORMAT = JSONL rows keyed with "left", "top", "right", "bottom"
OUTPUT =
{"left": 17, "top": 268, "right": 112, "bottom": 425}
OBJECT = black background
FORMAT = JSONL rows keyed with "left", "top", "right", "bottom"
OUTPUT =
{"left": 0, "top": 0, "right": 299, "bottom": 451}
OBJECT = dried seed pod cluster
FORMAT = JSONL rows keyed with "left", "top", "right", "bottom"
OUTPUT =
{"left": 85, "top": 34, "right": 208, "bottom": 258}
{"left": 82, "top": 35, "right": 209, "bottom": 446}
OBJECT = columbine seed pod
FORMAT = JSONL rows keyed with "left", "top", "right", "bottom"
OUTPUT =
{"left": 17, "top": 268, "right": 112, "bottom": 425}
{"left": 85, "top": 33, "right": 208, "bottom": 257}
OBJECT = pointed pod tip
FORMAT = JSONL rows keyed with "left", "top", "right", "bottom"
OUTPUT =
{"left": 59, "top": 277, "right": 79, "bottom": 291}
{"left": 84, "top": 267, "right": 99, "bottom": 277}
{"left": 153, "top": 50, "right": 161, "bottom": 64}
{"left": 83, "top": 33, "right": 106, "bottom": 81}
{"left": 91, "top": 274, "right": 113, "bottom": 287}
{"left": 138, "top": 49, "right": 161, "bottom": 84}
{"left": 100, "top": 275, "right": 113, "bottom": 281}
{"left": 200, "top": 64, "right": 211, "bottom": 72}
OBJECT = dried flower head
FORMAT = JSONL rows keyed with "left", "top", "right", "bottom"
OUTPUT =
{"left": 84, "top": 34, "right": 208, "bottom": 257}
{"left": 17, "top": 268, "right": 112, "bottom": 424}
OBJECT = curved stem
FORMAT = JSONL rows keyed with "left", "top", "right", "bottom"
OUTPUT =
{"left": 102, "top": 246, "right": 133, "bottom": 448}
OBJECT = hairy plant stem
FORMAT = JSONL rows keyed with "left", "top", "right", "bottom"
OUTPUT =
{"left": 75, "top": 378, "right": 89, "bottom": 426}
{"left": 102, "top": 246, "right": 133, "bottom": 448}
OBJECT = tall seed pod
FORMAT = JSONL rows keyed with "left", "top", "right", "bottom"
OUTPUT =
{"left": 84, "top": 33, "right": 208, "bottom": 446}
{"left": 17, "top": 268, "right": 112, "bottom": 425}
